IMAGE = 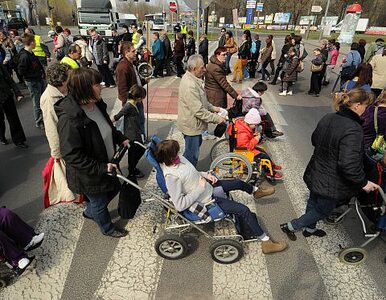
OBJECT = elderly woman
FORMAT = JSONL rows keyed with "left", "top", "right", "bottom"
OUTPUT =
{"left": 155, "top": 139, "right": 287, "bottom": 254}
{"left": 281, "top": 88, "right": 378, "bottom": 240}
{"left": 40, "top": 63, "right": 83, "bottom": 208}
{"left": 205, "top": 47, "right": 241, "bottom": 108}
{"left": 55, "top": 68, "right": 130, "bottom": 238}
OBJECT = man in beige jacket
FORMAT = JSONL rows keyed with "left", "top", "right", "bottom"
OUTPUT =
{"left": 177, "top": 54, "right": 225, "bottom": 166}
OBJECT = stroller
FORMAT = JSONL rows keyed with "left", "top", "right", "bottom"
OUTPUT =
{"left": 326, "top": 148, "right": 386, "bottom": 265}
{"left": 110, "top": 136, "right": 260, "bottom": 264}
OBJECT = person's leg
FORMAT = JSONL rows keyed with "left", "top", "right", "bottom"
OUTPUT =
{"left": 262, "top": 113, "right": 277, "bottom": 135}
{"left": 84, "top": 192, "right": 115, "bottom": 235}
{"left": 183, "top": 134, "right": 202, "bottom": 167}
{"left": 0, "top": 231, "right": 27, "bottom": 267}
{"left": 104, "top": 64, "right": 116, "bottom": 86}
{"left": 270, "top": 59, "right": 275, "bottom": 75}
{"left": 165, "top": 57, "right": 171, "bottom": 76}
{"left": 2, "top": 96, "right": 26, "bottom": 144}
{"left": 0, "top": 106, "right": 6, "bottom": 142}
{"left": 226, "top": 53, "right": 231, "bottom": 72}
{"left": 217, "top": 179, "right": 254, "bottom": 194}
{"left": 25, "top": 81, "right": 43, "bottom": 127}
{"left": 314, "top": 73, "right": 322, "bottom": 94}
{"left": 270, "top": 65, "right": 282, "bottom": 84}
{"left": 242, "top": 62, "right": 248, "bottom": 79}
{"left": 0, "top": 208, "right": 35, "bottom": 247}
{"left": 136, "top": 102, "right": 146, "bottom": 137}
{"left": 176, "top": 56, "right": 183, "bottom": 76}
{"left": 127, "top": 143, "right": 145, "bottom": 175}
{"left": 309, "top": 73, "right": 316, "bottom": 94}
{"left": 96, "top": 64, "right": 107, "bottom": 85}
{"left": 216, "top": 197, "right": 265, "bottom": 237}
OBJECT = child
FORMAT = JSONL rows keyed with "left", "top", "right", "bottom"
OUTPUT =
{"left": 240, "top": 82, "right": 283, "bottom": 138}
{"left": 279, "top": 46, "right": 299, "bottom": 96}
{"left": 233, "top": 108, "right": 283, "bottom": 180}
{"left": 112, "top": 85, "right": 146, "bottom": 178}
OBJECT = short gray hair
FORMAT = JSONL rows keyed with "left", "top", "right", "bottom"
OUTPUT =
{"left": 46, "top": 63, "right": 70, "bottom": 87}
{"left": 186, "top": 54, "right": 204, "bottom": 72}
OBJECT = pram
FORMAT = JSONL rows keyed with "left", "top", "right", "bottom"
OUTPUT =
{"left": 326, "top": 149, "right": 386, "bottom": 265}
{"left": 110, "top": 136, "right": 260, "bottom": 264}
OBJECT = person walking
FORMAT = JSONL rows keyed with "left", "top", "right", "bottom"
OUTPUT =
{"left": 181, "top": 21, "right": 188, "bottom": 44}
{"left": 218, "top": 28, "right": 226, "bottom": 48}
{"left": 18, "top": 33, "right": 46, "bottom": 129}
{"left": 259, "top": 37, "right": 273, "bottom": 81}
{"left": 268, "top": 35, "right": 276, "bottom": 76}
{"left": 281, "top": 88, "right": 378, "bottom": 241}
{"left": 369, "top": 49, "right": 386, "bottom": 98}
{"left": 89, "top": 29, "right": 116, "bottom": 88}
{"left": 55, "top": 68, "right": 130, "bottom": 238}
{"left": 205, "top": 47, "right": 241, "bottom": 108}
{"left": 199, "top": 34, "right": 209, "bottom": 65}
{"left": 0, "top": 64, "right": 27, "bottom": 148}
{"left": 177, "top": 54, "right": 225, "bottom": 166}
{"left": 151, "top": 32, "right": 165, "bottom": 78}
{"left": 231, "top": 33, "right": 249, "bottom": 84}
{"left": 308, "top": 48, "right": 324, "bottom": 97}
{"left": 248, "top": 34, "right": 261, "bottom": 79}
{"left": 270, "top": 35, "right": 292, "bottom": 85}
{"left": 279, "top": 47, "right": 299, "bottom": 96}
{"left": 53, "top": 26, "right": 70, "bottom": 61}
{"left": 323, "top": 41, "right": 340, "bottom": 85}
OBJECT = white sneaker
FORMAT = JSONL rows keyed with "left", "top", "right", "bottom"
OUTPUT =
{"left": 279, "top": 91, "right": 287, "bottom": 96}
{"left": 24, "top": 233, "right": 45, "bottom": 251}
{"left": 18, "top": 257, "right": 30, "bottom": 269}
{"left": 287, "top": 91, "right": 293, "bottom": 95}
{"left": 100, "top": 82, "right": 106, "bottom": 86}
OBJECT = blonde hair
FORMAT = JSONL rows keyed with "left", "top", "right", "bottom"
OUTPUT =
{"left": 332, "top": 88, "right": 374, "bottom": 112}
{"left": 376, "top": 91, "right": 386, "bottom": 105}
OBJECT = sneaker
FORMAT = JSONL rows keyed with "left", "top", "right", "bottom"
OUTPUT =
{"left": 279, "top": 91, "right": 287, "bottom": 96}
{"left": 24, "top": 233, "right": 45, "bottom": 251}
{"left": 280, "top": 223, "right": 297, "bottom": 241}
{"left": 303, "top": 229, "right": 326, "bottom": 237}
{"left": 0, "top": 139, "right": 9, "bottom": 145}
{"left": 253, "top": 186, "right": 275, "bottom": 199}
{"left": 273, "top": 165, "right": 282, "bottom": 171}
{"left": 15, "top": 142, "right": 28, "bottom": 149}
{"left": 267, "top": 172, "right": 283, "bottom": 180}
{"left": 16, "top": 256, "right": 34, "bottom": 275}
{"left": 271, "top": 130, "right": 284, "bottom": 137}
{"left": 261, "top": 239, "right": 288, "bottom": 254}
{"left": 287, "top": 91, "right": 293, "bottom": 96}
{"left": 104, "top": 227, "right": 128, "bottom": 238}
{"left": 109, "top": 85, "right": 116, "bottom": 88}
{"left": 100, "top": 82, "right": 106, "bottom": 86}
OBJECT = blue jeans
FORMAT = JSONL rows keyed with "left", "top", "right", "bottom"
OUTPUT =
{"left": 242, "top": 64, "right": 248, "bottom": 79}
{"left": 289, "top": 192, "right": 337, "bottom": 232}
{"left": 225, "top": 52, "right": 232, "bottom": 70}
{"left": 216, "top": 179, "right": 253, "bottom": 195}
{"left": 183, "top": 134, "right": 202, "bottom": 167}
{"left": 25, "top": 80, "right": 45, "bottom": 126}
{"left": 84, "top": 184, "right": 120, "bottom": 235}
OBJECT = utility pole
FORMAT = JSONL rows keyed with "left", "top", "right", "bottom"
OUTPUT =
{"left": 196, "top": 0, "right": 200, "bottom": 52}
{"left": 319, "top": 0, "right": 331, "bottom": 41}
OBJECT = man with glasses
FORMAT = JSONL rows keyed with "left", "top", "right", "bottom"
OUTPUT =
{"left": 218, "top": 27, "right": 226, "bottom": 48}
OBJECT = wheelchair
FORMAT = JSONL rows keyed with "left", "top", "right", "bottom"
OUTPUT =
{"left": 111, "top": 136, "right": 260, "bottom": 264}
{"left": 209, "top": 119, "right": 277, "bottom": 185}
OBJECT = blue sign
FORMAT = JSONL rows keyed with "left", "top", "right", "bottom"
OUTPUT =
{"left": 246, "top": 8, "right": 254, "bottom": 24}
{"left": 256, "top": 3, "right": 264, "bottom": 12}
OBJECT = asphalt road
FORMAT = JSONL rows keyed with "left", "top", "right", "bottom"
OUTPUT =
{"left": 0, "top": 30, "right": 384, "bottom": 300}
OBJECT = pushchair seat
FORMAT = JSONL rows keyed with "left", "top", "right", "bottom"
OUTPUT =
{"left": 182, "top": 203, "right": 226, "bottom": 222}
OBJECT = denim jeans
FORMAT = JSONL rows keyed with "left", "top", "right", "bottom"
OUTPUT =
{"left": 25, "top": 80, "right": 44, "bottom": 126}
{"left": 183, "top": 134, "right": 202, "bottom": 167}
{"left": 242, "top": 64, "right": 248, "bottom": 79}
{"left": 84, "top": 184, "right": 120, "bottom": 235}
{"left": 215, "top": 179, "right": 253, "bottom": 195}
{"left": 289, "top": 191, "right": 337, "bottom": 232}
{"left": 225, "top": 52, "right": 232, "bottom": 71}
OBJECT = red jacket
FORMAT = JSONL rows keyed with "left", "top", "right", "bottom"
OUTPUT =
{"left": 228, "top": 119, "right": 260, "bottom": 155}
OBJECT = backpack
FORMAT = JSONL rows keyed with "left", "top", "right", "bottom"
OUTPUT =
{"left": 251, "top": 41, "right": 257, "bottom": 54}
{"left": 56, "top": 36, "right": 71, "bottom": 60}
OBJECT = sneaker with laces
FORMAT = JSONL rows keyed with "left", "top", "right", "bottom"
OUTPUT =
{"left": 261, "top": 239, "right": 288, "bottom": 254}
{"left": 253, "top": 186, "right": 275, "bottom": 199}
{"left": 279, "top": 91, "right": 287, "bottom": 96}
{"left": 24, "top": 233, "right": 45, "bottom": 251}
{"left": 104, "top": 227, "right": 128, "bottom": 238}
{"left": 280, "top": 223, "right": 297, "bottom": 241}
{"left": 287, "top": 91, "right": 293, "bottom": 95}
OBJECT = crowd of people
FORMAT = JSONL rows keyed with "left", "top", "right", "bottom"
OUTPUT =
{"left": 0, "top": 24, "right": 385, "bottom": 275}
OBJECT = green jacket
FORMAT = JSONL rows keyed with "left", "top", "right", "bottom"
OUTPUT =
{"left": 364, "top": 41, "right": 385, "bottom": 63}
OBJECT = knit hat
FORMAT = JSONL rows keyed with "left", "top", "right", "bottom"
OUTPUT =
{"left": 244, "top": 108, "right": 261, "bottom": 125}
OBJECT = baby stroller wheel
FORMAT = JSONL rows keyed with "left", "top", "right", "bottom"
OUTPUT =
{"left": 324, "top": 212, "right": 344, "bottom": 225}
{"left": 210, "top": 239, "right": 244, "bottom": 264}
{"left": 339, "top": 247, "right": 368, "bottom": 265}
{"left": 155, "top": 234, "right": 188, "bottom": 260}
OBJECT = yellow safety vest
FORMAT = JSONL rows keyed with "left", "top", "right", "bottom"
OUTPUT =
{"left": 181, "top": 25, "right": 187, "bottom": 34}
{"left": 60, "top": 56, "right": 79, "bottom": 69}
{"left": 32, "top": 35, "right": 46, "bottom": 57}
{"left": 132, "top": 32, "right": 139, "bottom": 47}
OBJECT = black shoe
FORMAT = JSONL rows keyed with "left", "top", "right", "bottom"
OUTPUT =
{"left": 280, "top": 223, "right": 297, "bottom": 241}
{"left": 302, "top": 229, "right": 326, "bottom": 237}
{"left": 0, "top": 139, "right": 9, "bottom": 145}
{"left": 15, "top": 142, "right": 28, "bottom": 149}
{"left": 269, "top": 81, "right": 276, "bottom": 85}
{"left": 314, "top": 94, "right": 320, "bottom": 97}
{"left": 271, "top": 130, "right": 284, "bottom": 137}
{"left": 82, "top": 211, "right": 93, "bottom": 220}
{"left": 307, "top": 91, "right": 314, "bottom": 95}
{"left": 104, "top": 227, "right": 128, "bottom": 238}
{"left": 134, "top": 168, "right": 145, "bottom": 179}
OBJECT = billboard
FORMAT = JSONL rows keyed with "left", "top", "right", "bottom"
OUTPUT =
{"left": 274, "top": 12, "right": 291, "bottom": 24}
{"left": 299, "top": 15, "right": 317, "bottom": 25}
{"left": 264, "top": 14, "right": 274, "bottom": 24}
{"left": 321, "top": 16, "right": 339, "bottom": 26}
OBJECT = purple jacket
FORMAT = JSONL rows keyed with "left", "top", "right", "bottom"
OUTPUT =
{"left": 361, "top": 105, "right": 386, "bottom": 148}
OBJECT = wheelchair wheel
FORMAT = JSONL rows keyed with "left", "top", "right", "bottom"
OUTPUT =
{"left": 210, "top": 239, "right": 244, "bottom": 264}
{"left": 210, "top": 153, "right": 253, "bottom": 182}
{"left": 155, "top": 234, "right": 188, "bottom": 260}
{"left": 338, "top": 247, "right": 368, "bottom": 265}
{"left": 324, "top": 212, "right": 345, "bottom": 225}
{"left": 210, "top": 138, "right": 229, "bottom": 161}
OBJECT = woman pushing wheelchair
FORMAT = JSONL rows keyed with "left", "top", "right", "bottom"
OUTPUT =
{"left": 154, "top": 139, "right": 287, "bottom": 254}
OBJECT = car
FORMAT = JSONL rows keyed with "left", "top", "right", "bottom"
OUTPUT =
{"left": 7, "top": 18, "right": 28, "bottom": 32}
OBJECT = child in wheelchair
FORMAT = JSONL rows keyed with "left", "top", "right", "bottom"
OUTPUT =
{"left": 230, "top": 108, "right": 283, "bottom": 180}
{"left": 154, "top": 139, "right": 287, "bottom": 254}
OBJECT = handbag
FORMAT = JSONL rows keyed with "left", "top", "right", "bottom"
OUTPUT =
{"left": 118, "top": 174, "right": 142, "bottom": 219}
{"left": 371, "top": 106, "right": 386, "bottom": 155}
{"left": 311, "top": 63, "right": 323, "bottom": 72}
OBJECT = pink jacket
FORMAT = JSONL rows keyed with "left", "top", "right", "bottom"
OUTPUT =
{"left": 330, "top": 49, "right": 339, "bottom": 66}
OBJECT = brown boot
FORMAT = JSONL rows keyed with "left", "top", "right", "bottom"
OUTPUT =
{"left": 253, "top": 186, "right": 275, "bottom": 199}
{"left": 261, "top": 239, "right": 288, "bottom": 254}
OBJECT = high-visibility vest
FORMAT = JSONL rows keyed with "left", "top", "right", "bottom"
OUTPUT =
{"left": 181, "top": 25, "right": 187, "bottom": 34}
{"left": 32, "top": 35, "right": 46, "bottom": 57}
{"left": 60, "top": 56, "right": 79, "bottom": 69}
{"left": 132, "top": 32, "right": 139, "bottom": 47}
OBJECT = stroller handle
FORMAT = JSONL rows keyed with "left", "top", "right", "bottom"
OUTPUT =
{"left": 377, "top": 185, "right": 386, "bottom": 206}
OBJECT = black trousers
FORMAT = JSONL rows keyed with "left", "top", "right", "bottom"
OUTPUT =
{"left": 154, "top": 58, "right": 164, "bottom": 77}
{"left": 97, "top": 64, "right": 115, "bottom": 87}
{"left": 127, "top": 143, "right": 145, "bottom": 175}
{"left": 164, "top": 57, "right": 172, "bottom": 76}
{"left": 0, "top": 96, "right": 26, "bottom": 144}
{"left": 271, "top": 65, "right": 283, "bottom": 84}
{"left": 175, "top": 56, "right": 184, "bottom": 76}
{"left": 310, "top": 72, "right": 322, "bottom": 94}
{"left": 262, "top": 113, "right": 277, "bottom": 137}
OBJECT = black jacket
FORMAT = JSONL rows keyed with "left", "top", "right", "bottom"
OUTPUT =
{"left": 55, "top": 95, "right": 127, "bottom": 194}
{"left": 185, "top": 37, "right": 195, "bottom": 56}
{"left": 113, "top": 101, "right": 142, "bottom": 142}
{"left": 163, "top": 37, "right": 172, "bottom": 59}
{"left": 17, "top": 49, "right": 44, "bottom": 82}
{"left": 303, "top": 106, "right": 367, "bottom": 201}
{"left": 0, "top": 65, "right": 22, "bottom": 105}
{"left": 238, "top": 41, "right": 250, "bottom": 59}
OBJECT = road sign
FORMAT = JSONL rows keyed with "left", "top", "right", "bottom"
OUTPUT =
{"left": 311, "top": 5, "right": 323, "bottom": 13}
{"left": 246, "top": 0, "right": 256, "bottom": 9}
{"left": 256, "top": 2, "right": 264, "bottom": 12}
{"left": 169, "top": 2, "right": 177, "bottom": 12}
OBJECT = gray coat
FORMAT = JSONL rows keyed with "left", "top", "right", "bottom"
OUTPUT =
{"left": 90, "top": 36, "right": 109, "bottom": 65}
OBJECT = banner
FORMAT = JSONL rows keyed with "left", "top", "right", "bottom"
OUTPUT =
{"left": 274, "top": 12, "right": 291, "bottom": 24}
{"left": 246, "top": 0, "right": 256, "bottom": 24}
{"left": 321, "top": 16, "right": 339, "bottom": 26}
{"left": 264, "top": 14, "right": 274, "bottom": 24}
{"left": 256, "top": 2, "right": 264, "bottom": 12}
{"left": 299, "top": 15, "right": 317, "bottom": 25}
